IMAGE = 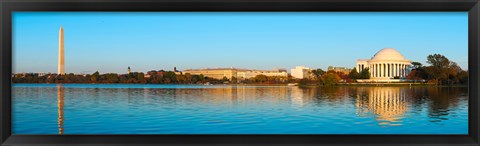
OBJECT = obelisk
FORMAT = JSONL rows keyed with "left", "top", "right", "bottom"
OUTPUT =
{"left": 58, "top": 26, "right": 65, "bottom": 75}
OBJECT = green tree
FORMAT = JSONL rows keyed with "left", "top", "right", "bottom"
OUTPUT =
{"left": 176, "top": 75, "right": 188, "bottom": 84}
{"left": 105, "top": 73, "right": 119, "bottom": 83}
{"left": 254, "top": 74, "right": 268, "bottom": 83}
{"left": 137, "top": 72, "right": 146, "bottom": 83}
{"left": 358, "top": 68, "right": 370, "bottom": 79}
{"left": 222, "top": 76, "right": 229, "bottom": 82}
{"left": 163, "top": 71, "right": 177, "bottom": 84}
{"left": 348, "top": 67, "right": 359, "bottom": 81}
{"left": 231, "top": 76, "right": 238, "bottom": 84}
{"left": 90, "top": 71, "right": 100, "bottom": 83}
{"left": 191, "top": 75, "right": 200, "bottom": 83}
{"left": 185, "top": 73, "right": 192, "bottom": 83}
{"left": 411, "top": 62, "right": 423, "bottom": 69}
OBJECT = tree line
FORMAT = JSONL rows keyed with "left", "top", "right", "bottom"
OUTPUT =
{"left": 13, "top": 71, "right": 222, "bottom": 84}
{"left": 297, "top": 54, "right": 467, "bottom": 86}
{"left": 406, "top": 54, "right": 468, "bottom": 85}
{"left": 12, "top": 54, "right": 467, "bottom": 86}
{"left": 13, "top": 70, "right": 290, "bottom": 84}
{"left": 297, "top": 67, "right": 371, "bottom": 86}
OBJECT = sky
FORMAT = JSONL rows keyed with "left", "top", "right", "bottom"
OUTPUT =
{"left": 13, "top": 12, "right": 468, "bottom": 74}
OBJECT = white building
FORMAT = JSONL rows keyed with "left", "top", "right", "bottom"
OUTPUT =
{"left": 356, "top": 48, "right": 412, "bottom": 82}
{"left": 290, "top": 66, "right": 312, "bottom": 79}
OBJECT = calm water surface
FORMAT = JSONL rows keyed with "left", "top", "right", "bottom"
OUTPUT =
{"left": 12, "top": 84, "right": 468, "bottom": 134}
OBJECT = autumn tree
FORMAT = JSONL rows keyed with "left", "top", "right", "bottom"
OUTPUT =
{"left": 321, "top": 71, "right": 341, "bottom": 86}
{"left": 426, "top": 54, "right": 451, "bottom": 84}
{"left": 311, "top": 68, "right": 326, "bottom": 80}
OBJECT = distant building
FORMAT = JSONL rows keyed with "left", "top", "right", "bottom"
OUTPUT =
{"left": 14, "top": 72, "right": 47, "bottom": 77}
{"left": 236, "top": 69, "right": 288, "bottom": 80}
{"left": 147, "top": 70, "right": 161, "bottom": 76}
{"left": 145, "top": 70, "right": 172, "bottom": 78}
{"left": 37, "top": 73, "right": 47, "bottom": 77}
{"left": 183, "top": 67, "right": 287, "bottom": 80}
{"left": 127, "top": 66, "right": 131, "bottom": 74}
{"left": 183, "top": 68, "right": 249, "bottom": 80}
{"left": 74, "top": 73, "right": 87, "bottom": 77}
{"left": 290, "top": 66, "right": 312, "bottom": 79}
{"left": 328, "top": 66, "right": 352, "bottom": 75}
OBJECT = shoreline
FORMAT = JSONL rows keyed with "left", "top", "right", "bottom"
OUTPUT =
{"left": 12, "top": 82, "right": 468, "bottom": 87}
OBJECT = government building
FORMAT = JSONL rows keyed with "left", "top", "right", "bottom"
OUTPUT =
{"left": 182, "top": 68, "right": 288, "bottom": 80}
{"left": 328, "top": 66, "right": 352, "bottom": 75}
{"left": 356, "top": 48, "right": 412, "bottom": 82}
{"left": 290, "top": 66, "right": 312, "bottom": 79}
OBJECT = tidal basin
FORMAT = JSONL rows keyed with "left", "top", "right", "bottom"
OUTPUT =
{"left": 12, "top": 84, "right": 468, "bottom": 134}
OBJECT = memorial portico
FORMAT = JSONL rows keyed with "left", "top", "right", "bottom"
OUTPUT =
{"left": 356, "top": 48, "right": 412, "bottom": 81}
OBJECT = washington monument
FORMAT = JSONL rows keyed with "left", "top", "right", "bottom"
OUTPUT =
{"left": 58, "top": 26, "right": 65, "bottom": 75}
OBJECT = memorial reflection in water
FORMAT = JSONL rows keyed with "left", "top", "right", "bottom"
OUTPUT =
{"left": 57, "top": 85, "right": 64, "bottom": 134}
{"left": 13, "top": 84, "right": 467, "bottom": 134}
{"left": 156, "top": 86, "right": 463, "bottom": 127}
{"left": 355, "top": 87, "right": 409, "bottom": 126}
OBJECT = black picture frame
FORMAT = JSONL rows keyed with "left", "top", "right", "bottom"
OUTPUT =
{"left": 1, "top": 0, "right": 479, "bottom": 146}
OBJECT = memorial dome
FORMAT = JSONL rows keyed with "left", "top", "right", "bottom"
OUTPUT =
{"left": 371, "top": 48, "right": 406, "bottom": 61}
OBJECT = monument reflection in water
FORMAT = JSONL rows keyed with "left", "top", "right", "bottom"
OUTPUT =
{"left": 12, "top": 84, "right": 468, "bottom": 134}
{"left": 57, "top": 85, "right": 64, "bottom": 134}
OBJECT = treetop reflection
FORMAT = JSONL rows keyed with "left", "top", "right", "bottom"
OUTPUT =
{"left": 13, "top": 84, "right": 467, "bottom": 134}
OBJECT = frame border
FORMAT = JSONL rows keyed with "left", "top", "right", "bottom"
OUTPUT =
{"left": 1, "top": 0, "right": 479, "bottom": 146}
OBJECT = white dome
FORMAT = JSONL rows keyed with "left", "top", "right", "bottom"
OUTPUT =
{"left": 371, "top": 48, "right": 406, "bottom": 61}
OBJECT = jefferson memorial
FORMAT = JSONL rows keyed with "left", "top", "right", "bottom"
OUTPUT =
{"left": 356, "top": 48, "right": 412, "bottom": 82}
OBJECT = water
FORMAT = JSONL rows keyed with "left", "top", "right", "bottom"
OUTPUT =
{"left": 12, "top": 84, "right": 468, "bottom": 134}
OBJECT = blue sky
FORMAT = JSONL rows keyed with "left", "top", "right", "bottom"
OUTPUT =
{"left": 13, "top": 12, "right": 468, "bottom": 74}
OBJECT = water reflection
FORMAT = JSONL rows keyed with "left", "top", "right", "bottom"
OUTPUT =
{"left": 158, "top": 86, "right": 291, "bottom": 106}
{"left": 130, "top": 86, "right": 466, "bottom": 127}
{"left": 57, "top": 84, "right": 64, "bottom": 134}
{"left": 291, "top": 87, "right": 306, "bottom": 108}
{"left": 407, "top": 87, "right": 467, "bottom": 123}
{"left": 12, "top": 84, "right": 468, "bottom": 134}
{"left": 355, "top": 87, "right": 409, "bottom": 126}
